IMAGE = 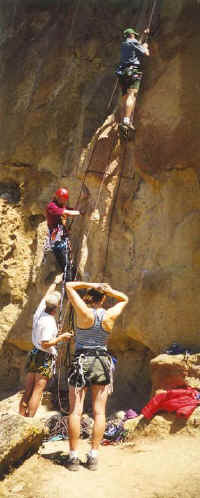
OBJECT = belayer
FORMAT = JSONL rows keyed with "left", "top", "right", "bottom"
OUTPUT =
{"left": 116, "top": 27, "right": 150, "bottom": 134}
{"left": 65, "top": 281, "right": 128, "bottom": 471}
{"left": 46, "top": 188, "right": 81, "bottom": 279}
{"left": 19, "top": 275, "right": 72, "bottom": 417}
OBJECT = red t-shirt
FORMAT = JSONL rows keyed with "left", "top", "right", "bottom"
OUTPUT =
{"left": 46, "top": 201, "right": 65, "bottom": 230}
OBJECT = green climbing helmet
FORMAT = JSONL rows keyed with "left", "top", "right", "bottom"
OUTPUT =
{"left": 123, "top": 28, "right": 139, "bottom": 38}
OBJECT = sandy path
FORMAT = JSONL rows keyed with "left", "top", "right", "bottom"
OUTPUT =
{"left": 1, "top": 435, "right": 200, "bottom": 498}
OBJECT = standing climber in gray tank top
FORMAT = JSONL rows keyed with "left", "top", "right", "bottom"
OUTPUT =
{"left": 65, "top": 281, "right": 128, "bottom": 471}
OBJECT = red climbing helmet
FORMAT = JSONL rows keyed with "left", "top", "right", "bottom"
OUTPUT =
{"left": 55, "top": 188, "right": 69, "bottom": 201}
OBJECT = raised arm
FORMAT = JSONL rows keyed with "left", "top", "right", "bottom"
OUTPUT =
{"left": 65, "top": 282, "right": 99, "bottom": 324}
{"left": 102, "top": 285, "right": 128, "bottom": 332}
{"left": 44, "top": 274, "right": 62, "bottom": 300}
{"left": 47, "top": 201, "right": 80, "bottom": 218}
{"left": 131, "top": 39, "right": 150, "bottom": 56}
{"left": 33, "top": 274, "right": 62, "bottom": 325}
{"left": 63, "top": 209, "right": 80, "bottom": 217}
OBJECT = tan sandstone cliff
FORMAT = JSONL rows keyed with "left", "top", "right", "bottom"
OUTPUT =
{"left": 0, "top": 0, "right": 200, "bottom": 409}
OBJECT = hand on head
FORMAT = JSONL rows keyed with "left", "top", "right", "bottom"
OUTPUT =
{"left": 96, "top": 283, "right": 112, "bottom": 294}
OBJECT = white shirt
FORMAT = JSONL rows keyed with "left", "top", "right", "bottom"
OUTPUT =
{"left": 32, "top": 298, "right": 58, "bottom": 356}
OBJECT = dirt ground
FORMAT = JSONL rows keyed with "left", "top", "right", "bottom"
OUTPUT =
{"left": 0, "top": 434, "right": 200, "bottom": 498}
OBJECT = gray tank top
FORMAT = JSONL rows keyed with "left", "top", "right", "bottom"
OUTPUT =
{"left": 75, "top": 308, "right": 108, "bottom": 351}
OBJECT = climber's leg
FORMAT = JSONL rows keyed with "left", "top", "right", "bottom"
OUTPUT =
{"left": 19, "top": 372, "right": 35, "bottom": 416}
{"left": 122, "top": 88, "right": 138, "bottom": 127}
{"left": 28, "top": 373, "right": 48, "bottom": 417}
{"left": 118, "top": 72, "right": 141, "bottom": 135}
{"left": 53, "top": 240, "right": 68, "bottom": 272}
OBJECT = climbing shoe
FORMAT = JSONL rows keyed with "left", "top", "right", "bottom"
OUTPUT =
{"left": 66, "top": 455, "right": 80, "bottom": 471}
{"left": 119, "top": 123, "right": 129, "bottom": 139}
{"left": 119, "top": 122, "right": 136, "bottom": 140}
{"left": 85, "top": 454, "right": 98, "bottom": 471}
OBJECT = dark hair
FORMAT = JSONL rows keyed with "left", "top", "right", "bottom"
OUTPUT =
{"left": 84, "top": 288, "right": 105, "bottom": 305}
{"left": 45, "top": 305, "right": 57, "bottom": 314}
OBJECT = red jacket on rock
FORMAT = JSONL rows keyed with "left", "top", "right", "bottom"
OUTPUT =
{"left": 141, "top": 388, "right": 200, "bottom": 419}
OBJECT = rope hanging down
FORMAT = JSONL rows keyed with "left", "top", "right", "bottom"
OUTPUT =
{"left": 69, "top": 0, "right": 159, "bottom": 232}
{"left": 56, "top": 127, "right": 118, "bottom": 408}
{"left": 55, "top": 0, "right": 159, "bottom": 409}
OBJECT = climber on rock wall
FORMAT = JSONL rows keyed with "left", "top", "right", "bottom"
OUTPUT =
{"left": 19, "top": 275, "right": 72, "bottom": 417}
{"left": 46, "top": 188, "right": 81, "bottom": 278}
{"left": 116, "top": 27, "right": 150, "bottom": 136}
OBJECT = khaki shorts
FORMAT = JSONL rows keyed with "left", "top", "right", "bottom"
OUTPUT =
{"left": 68, "top": 352, "right": 111, "bottom": 388}
{"left": 25, "top": 347, "right": 55, "bottom": 379}
{"left": 118, "top": 67, "right": 143, "bottom": 96}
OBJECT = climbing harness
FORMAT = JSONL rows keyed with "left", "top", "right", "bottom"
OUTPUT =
{"left": 68, "top": 349, "right": 113, "bottom": 392}
{"left": 115, "top": 65, "right": 143, "bottom": 80}
{"left": 68, "top": 353, "right": 86, "bottom": 389}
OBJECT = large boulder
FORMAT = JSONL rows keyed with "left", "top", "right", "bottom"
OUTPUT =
{"left": 0, "top": 413, "right": 47, "bottom": 476}
{"left": 151, "top": 353, "right": 200, "bottom": 393}
{"left": 125, "top": 406, "right": 200, "bottom": 441}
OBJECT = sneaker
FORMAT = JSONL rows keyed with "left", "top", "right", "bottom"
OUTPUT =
{"left": 66, "top": 455, "right": 80, "bottom": 471}
{"left": 85, "top": 454, "right": 98, "bottom": 471}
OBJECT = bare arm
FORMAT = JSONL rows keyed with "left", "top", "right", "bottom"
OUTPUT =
{"left": 42, "top": 332, "right": 72, "bottom": 349}
{"left": 63, "top": 209, "right": 80, "bottom": 217}
{"left": 66, "top": 281, "right": 101, "bottom": 290}
{"left": 142, "top": 43, "right": 150, "bottom": 56}
{"left": 133, "top": 39, "right": 150, "bottom": 56}
{"left": 43, "top": 274, "right": 62, "bottom": 301}
{"left": 65, "top": 282, "right": 96, "bottom": 324}
{"left": 102, "top": 285, "right": 128, "bottom": 332}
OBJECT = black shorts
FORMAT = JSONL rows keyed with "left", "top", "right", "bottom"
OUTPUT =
{"left": 68, "top": 351, "right": 111, "bottom": 388}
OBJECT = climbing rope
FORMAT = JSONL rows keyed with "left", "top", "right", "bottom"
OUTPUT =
{"left": 55, "top": 0, "right": 159, "bottom": 411}
{"left": 56, "top": 123, "right": 119, "bottom": 405}
{"left": 69, "top": 0, "right": 159, "bottom": 231}
{"left": 145, "top": 0, "right": 159, "bottom": 34}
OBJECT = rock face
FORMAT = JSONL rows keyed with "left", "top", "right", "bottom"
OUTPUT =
{"left": 0, "top": 0, "right": 200, "bottom": 406}
{"left": 0, "top": 412, "right": 47, "bottom": 476}
{"left": 151, "top": 353, "right": 200, "bottom": 393}
{"left": 125, "top": 406, "right": 200, "bottom": 441}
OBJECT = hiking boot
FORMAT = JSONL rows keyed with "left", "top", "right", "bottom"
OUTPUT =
{"left": 66, "top": 455, "right": 80, "bottom": 471}
{"left": 85, "top": 454, "right": 98, "bottom": 471}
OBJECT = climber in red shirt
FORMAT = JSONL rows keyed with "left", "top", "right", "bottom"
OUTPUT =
{"left": 46, "top": 187, "right": 80, "bottom": 230}
{"left": 46, "top": 188, "right": 81, "bottom": 276}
